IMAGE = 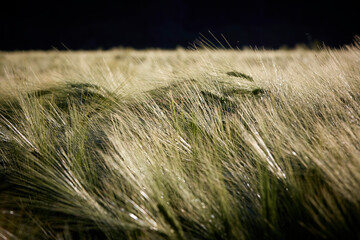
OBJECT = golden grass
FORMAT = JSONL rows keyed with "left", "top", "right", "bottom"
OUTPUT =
{"left": 0, "top": 39, "right": 359, "bottom": 239}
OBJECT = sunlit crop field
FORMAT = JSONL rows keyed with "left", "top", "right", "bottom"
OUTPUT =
{"left": 0, "top": 40, "right": 359, "bottom": 239}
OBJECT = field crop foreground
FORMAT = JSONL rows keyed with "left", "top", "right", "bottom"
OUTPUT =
{"left": 0, "top": 41, "right": 360, "bottom": 239}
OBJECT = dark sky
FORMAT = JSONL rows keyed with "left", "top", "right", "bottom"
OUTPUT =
{"left": 1, "top": 0, "right": 359, "bottom": 50}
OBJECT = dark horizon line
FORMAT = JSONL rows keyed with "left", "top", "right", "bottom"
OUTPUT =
{"left": 1, "top": 40, "right": 357, "bottom": 52}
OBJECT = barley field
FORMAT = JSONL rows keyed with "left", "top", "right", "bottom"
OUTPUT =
{"left": 0, "top": 39, "right": 359, "bottom": 239}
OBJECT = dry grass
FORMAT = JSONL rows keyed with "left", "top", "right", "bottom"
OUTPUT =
{"left": 0, "top": 39, "right": 359, "bottom": 239}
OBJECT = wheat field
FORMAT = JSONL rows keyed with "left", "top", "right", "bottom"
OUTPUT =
{"left": 0, "top": 39, "right": 359, "bottom": 239}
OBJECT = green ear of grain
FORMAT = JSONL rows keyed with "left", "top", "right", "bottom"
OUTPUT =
{"left": 157, "top": 204, "right": 185, "bottom": 240}
{"left": 226, "top": 71, "right": 254, "bottom": 81}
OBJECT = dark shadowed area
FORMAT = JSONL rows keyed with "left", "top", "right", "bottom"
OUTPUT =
{"left": 1, "top": 0, "right": 359, "bottom": 50}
